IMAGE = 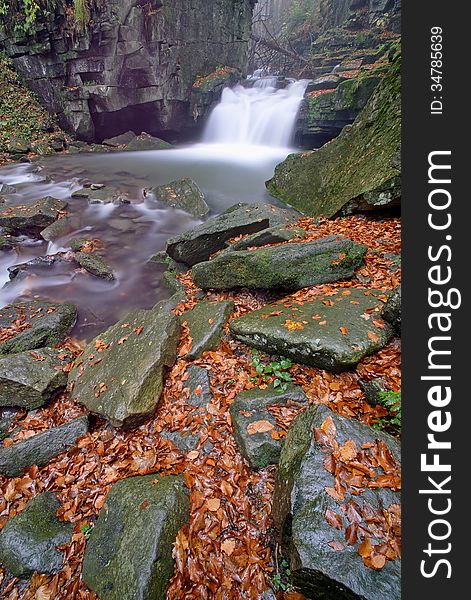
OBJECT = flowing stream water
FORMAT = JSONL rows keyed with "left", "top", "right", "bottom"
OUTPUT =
{"left": 0, "top": 78, "right": 309, "bottom": 339}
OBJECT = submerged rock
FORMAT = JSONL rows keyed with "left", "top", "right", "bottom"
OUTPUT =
{"left": 0, "top": 492, "right": 73, "bottom": 578}
{"left": 0, "top": 196, "right": 67, "bottom": 235}
{"left": 0, "top": 416, "right": 89, "bottom": 477}
{"left": 192, "top": 236, "right": 367, "bottom": 290}
{"left": 267, "top": 56, "right": 401, "bottom": 217}
{"left": 0, "top": 300, "right": 77, "bottom": 356}
{"left": 75, "top": 251, "right": 115, "bottom": 281}
{"left": 152, "top": 177, "right": 209, "bottom": 218}
{"left": 166, "top": 203, "right": 299, "bottom": 266}
{"left": 70, "top": 300, "right": 181, "bottom": 428}
{"left": 125, "top": 133, "right": 172, "bottom": 152}
{"left": 0, "top": 348, "right": 68, "bottom": 410}
{"left": 230, "top": 289, "right": 393, "bottom": 372}
{"left": 230, "top": 384, "right": 307, "bottom": 469}
{"left": 272, "top": 404, "right": 401, "bottom": 600}
{"left": 182, "top": 300, "right": 234, "bottom": 360}
{"left": 82, "top": 474, "right": 189, "bottom": 600}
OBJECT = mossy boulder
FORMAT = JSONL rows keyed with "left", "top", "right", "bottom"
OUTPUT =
{"left": 0, "top": 492, "right": 73, "bottom": 578}
{"left": 181, "top": 300, "right": 234, "bottom": 360}
{"left": 230, "top": 384, "right": 307, "bottom": 469}
{"left": 0, "top": 197, "right": 67, "bottom": 235}
{"left": 227, "top": 225, "right": 306, "bottom": 251}
{"left": 0, "top": 300, "right": 77, "bottom": 356}
{"left": 192, "top": 236, "right": 367, "bottom": 291}
{"left": 82, "top": 474, "right": 189, "bottom": 600}
{"left": 166, "top": 203, "right": 299, "bottom": 266}
{"left": 0, "top": 416, "right": 89, "bottom": 477}
{"left": 0, "top": 348, "right": 68, "bottom": 410}
{"left": 267, "top": 57, "right": 401, "bottom": 217}
{"left": 272, "top": 404, "right": 401, "bottom": 600}
{"left": 75, "top": 251, "right": 115, "bottom": 281}
{"left": 152, "top": 178, "right": 209, "bottom": 218}
{"left": 230, "top": 289, "right": 393, "bottom": 372}
{"left": 70, "top": 300, "right": 181, "bottom": 428}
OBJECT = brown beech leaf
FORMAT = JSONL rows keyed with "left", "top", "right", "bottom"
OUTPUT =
{"left": 325, "top": 509, "right": 343, "bottom": 530}
{"left": 328, "top": 540, "right": 345, "bottom": 551}
{"left": 247, "top": 420, "right": 274, "bottom": 435}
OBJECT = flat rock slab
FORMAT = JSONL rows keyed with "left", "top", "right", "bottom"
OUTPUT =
{"left": 272, "top": 404, "right": 401, "bottom": 600}
{"left": 75, "top": 251, "right": 115, "bottom": 281}
{"left": 0, "top": 416, "right": 89, "bottom": 477}
{"left": 0, "top": 197, "right": 67, "bottom": 235}
{"left": 82, "top": 474, "right": 189, "bottom": 600}
{"left": 381, "top": 286, "right": 401, "bottom": 333}
{"left": 0, "top": 348, "right": 68, "bottom": 410}
{"left": 230, "top": 289, "right": 393, "bottom": 372}
{"left": 0, "top": 300, "right": 77, "bottom": 357}
{"left": 152, "top": 178, "right": 209, "bottom": 218}
{"left": 166, "top": 203, "right": 299, "bottom": 266}
{"left": 185, "top": 365, "right": 212, "bottom": 409}
{"left": 182, "top": 300, "right": 234, "bottom": 360}
{"left": 0, "top": 492, "right": 73, "bottom": 578}
{"left": 192, "top": 236, "right": 367, "bottom": 290}
{"left": 70, "top": 301, "right": 181, "bottom": 428}
{"left": 228, "top": 225, "right": 306, "bottom": 251}
{"left": 230, "top": 384, "right": 307, "bottom": 469}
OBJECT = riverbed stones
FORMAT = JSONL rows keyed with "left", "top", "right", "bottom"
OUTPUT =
{"left": 0, "top": 492, "right": 73, "bottom": 578}
{"left": 182, "top": 300, "right": 234, "bottom": 360}
{"left": 0, "top": 348, "right": 68, "bottom": 410}
{"left": 152, "top": 178, "right": 209, "bottom": 218}
{"left": 272, "top": 404, "right": 401, "bottom": 600}
{"left": 0, "top": 416, "right": 89, "bottom": 477}
{"left": 166, "top": 203, "right": 299, "bottom": 266}
{"left": 75, "top": 251, "right": 115, "bottom": 281}
{"left": 0, "top": 300, "right": 77, "bottom": 356}
{"left": 82, "top": 474, "right": 189, "bottom": 600}
{"left": 381, "top": 286, "right": 401, "bottom": 333}
{"left": 0, "top": 196, "right": 67, "bottom": 235}
{"left": 70, "top": 300, "right": 181, "bottom": 428}
{"left": 230, "top": 384, "right": 307, "bottom": 469}
{"left": 40, "top": 216, "right": 76, "bottom": 242}
{"left": 71, "top": 186, "right": 129, "bottom": 205}
{"left": 192, "top": 236, "right": 367, "bottom": 290}
{"left": 230, "top": 289, "right": 393, "bottom": 372}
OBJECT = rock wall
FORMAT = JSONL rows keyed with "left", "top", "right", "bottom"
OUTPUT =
{"left": 0, "top": 0, "right": 256, "bottom": 142}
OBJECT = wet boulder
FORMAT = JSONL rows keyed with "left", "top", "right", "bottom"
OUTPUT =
{"left": 272, "top": 404, "right": 401, "bottom": 600}
{"left": 0, "top": 300, "right": 77, "bottom": 356}
{"left": 0, "top": 492, "right": 73, "bottom": 578}
{"left": 75, "top": 251, "right": 115, "bottom": 281}
{"left": 70, "top": 300, "right": 181, "bottom": 428}
{"left": 103, "top": 131, "right": 136, "bottom": 147}
{"left": 82, "top": 474, "right": 189, "bottom": 600}
{"left": 160, "top": 429, "right": 199, "bottom": 453}
{"left": 185, "top": 365, "right": 212, "bottom": 409}
{"left": 166, "top": 203, "right": 299, "bottom": 266}
{"left": 0, "top": 348, "right": 68, "bottom": 410}
{"left": 152, "top": 177, "right": 209, "bottom": 218}
{"left": 192, "top": 236, "right": 367, "bottom": 291}
{"left": 181, "top": 300, "right": 234, "bottom": 360}
{"left": 230, "top": 384, "right": 307, "bottom": 469}
{"left": 0, "top": 408, "right": 19, "bottom": 441}
{"left": 0, "top": 416, "right": 89, "bottom": 477}
{"left": 230, "top": 289, "right": 393, "bottom": 372}
{"left": 0, "top": 197, "right": 67, "bottom": 235}
{"left": 71, "top": 186, "right": 130, "bottom": 205}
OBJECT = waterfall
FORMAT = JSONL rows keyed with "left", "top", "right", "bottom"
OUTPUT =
{"left": 203, "top": 79, "right": 309, "bottom": 147}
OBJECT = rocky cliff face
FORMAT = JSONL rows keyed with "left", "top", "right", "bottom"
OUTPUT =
{"left": 0, "top": 0, "right": 256, "bottom": 142}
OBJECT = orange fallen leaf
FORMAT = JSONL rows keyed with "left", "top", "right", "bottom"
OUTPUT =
{"left": 247, "top": 420, "right": 274, "bottom": 435}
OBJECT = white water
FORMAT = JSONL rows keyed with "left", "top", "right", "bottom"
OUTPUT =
{"left": 203, "top": 79, "right": 309, "bottom": 147}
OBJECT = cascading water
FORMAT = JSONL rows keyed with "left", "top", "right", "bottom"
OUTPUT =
{"left": 203, "top": 79, "right": 309, "bottom": 147}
